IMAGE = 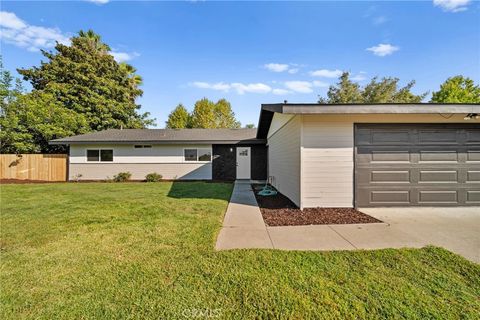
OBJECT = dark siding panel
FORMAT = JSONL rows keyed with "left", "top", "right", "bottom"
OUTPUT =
{"left": 250, "top": 145, "right": 268, "bottom": 180}
{"left": 213, "top": 144, "right": 268, "bottom": 181}
{"left": 212, "top": 145, "right": 236, "bottom": 181}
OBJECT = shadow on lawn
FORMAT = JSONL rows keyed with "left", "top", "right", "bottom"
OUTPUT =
{"left": 167, "top": 181, "right": 233, "bottom": 201}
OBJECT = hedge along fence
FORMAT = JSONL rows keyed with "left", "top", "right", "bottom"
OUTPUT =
{"left": 0, "top": 154, "right": 67, "bottom": 181}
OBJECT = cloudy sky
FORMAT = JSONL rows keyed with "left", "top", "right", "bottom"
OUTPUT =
{"left": 1, "top": 0, "right": 479, "bottom": 127}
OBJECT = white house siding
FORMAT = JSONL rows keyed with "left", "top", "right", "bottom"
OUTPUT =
{"left": 301, "top": 114, "right": 478, "bottom": 208}
{"left": 68, "top": 144, "right": 212, "bottom": 180}
{"left": 267, "top": 115, "right": 302, "bottom": 207}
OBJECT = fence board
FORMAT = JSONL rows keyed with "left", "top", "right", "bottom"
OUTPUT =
{"left": 0, "top": 154, "right": 67, "bottom": 181}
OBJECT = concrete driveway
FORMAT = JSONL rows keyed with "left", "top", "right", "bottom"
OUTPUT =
{"left": 358, "top": 207, "right": 480, "bottom": 263}
{"left": 216, "top": 182, "right": 480, "bottom": 263}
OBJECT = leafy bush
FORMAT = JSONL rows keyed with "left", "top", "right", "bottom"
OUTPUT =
{"left": 145, "top": 172, "right": 162, "bottom": 182}
{"left": 113, "top": 172, "right": 132, "bottom": 182}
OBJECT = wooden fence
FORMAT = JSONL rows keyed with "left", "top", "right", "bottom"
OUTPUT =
{"left": 0, "top": 154, "right": 67, "bottom": 181}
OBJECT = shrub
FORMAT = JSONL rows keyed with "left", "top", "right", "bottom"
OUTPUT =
{"left": 145, "top": 172, "right": 162, "bottom": 182}
{"left": 113, "top": 172, "right": 132, "bottom": 182}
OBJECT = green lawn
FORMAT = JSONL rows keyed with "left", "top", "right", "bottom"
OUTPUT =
{"left": 1, "top": 182, "right": 479, "bottom": 319}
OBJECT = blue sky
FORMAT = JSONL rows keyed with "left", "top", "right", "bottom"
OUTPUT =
{"left": 1, "top": 1, "right": 479, "bottom": 127}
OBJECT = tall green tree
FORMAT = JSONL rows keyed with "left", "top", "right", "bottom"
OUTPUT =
{"left": 17, "top": 30, "right": 154, "bottom": 132}
{"left": 168, "top": 98, "right": 241, "bottom": 129}
{"left": 1, "top": 59, "right": 84, "bottom": 153}
{"left": 190, "top": 98, "right": 216, "bottom": 128}
{"left": 319, "top": 72, "right": 362, "bottom": 104}
{"left": 319, "top": 72, "right": 427, "bottom": 103}
{"left": 166, "top": 104, "right": 191, "bottom": 129}
{"left": 213, "top": 99, "right": 241, "bottom": 128}
{"left": 431, "top": 76, "right": 480, "bottom": 103}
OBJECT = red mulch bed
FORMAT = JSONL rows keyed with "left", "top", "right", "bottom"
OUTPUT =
{"left": 252, "top": 184, "right": 382, "bottom": 226}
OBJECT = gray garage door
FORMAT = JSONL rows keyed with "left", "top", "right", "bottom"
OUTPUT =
{"left": 355, "top": 124, "right": 480, "bottom": 207}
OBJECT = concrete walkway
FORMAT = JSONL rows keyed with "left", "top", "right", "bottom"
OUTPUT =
{"left": 216, "top": 181, "right": 273, "bottom": 250}
{"left": 216, "top": 181, "right": 480, "bottom": 263}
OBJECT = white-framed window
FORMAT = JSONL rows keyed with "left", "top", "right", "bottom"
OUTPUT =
{"left": 134, "top": 145, "right": 152, "bottom": 149}
{"left": 86, "top": 149, "right": 113, "bottom": 162}
{"left": 184, "top": 148, "right": 212, "bottom": 162}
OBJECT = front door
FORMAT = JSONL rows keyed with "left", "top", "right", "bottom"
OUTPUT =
{"left": 236, "top": 147, "right": 251, "bottom": 179}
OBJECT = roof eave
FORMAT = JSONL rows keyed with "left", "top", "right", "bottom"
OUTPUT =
{"left": 49, "top": 139, "right": 267, "bottom": 145}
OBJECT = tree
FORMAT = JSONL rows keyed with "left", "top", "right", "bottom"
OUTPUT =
{"left": 319, "top": 72, "right": 361, "bottom": 104}
{"left": 1, "top": 57, "right": 87, "bottom": 153}
{"left": 0, "top": 58, "right": 31, "bottom": 153}
{"left": 431, "top": 76, "right": 480, "bottom": 103}
{"left": 214, "top": 99, "right": 241, "bottom": 128}
{"left": 318, "top": 72, "right": 427, "bottom": 103}
{"left": 17, "top": 30, "right": 154, "bottom": 132}
{"left": 166, "top": 104, "right": 191, "bottom": 129}
{"left": 190, "top": 98, "right": 216, "bottom": 128}
{"left": 244, "top": 124, "right": 255, "bottom": 129}
{"left": 183, "top": 98, "right": 241, "bottom": 129}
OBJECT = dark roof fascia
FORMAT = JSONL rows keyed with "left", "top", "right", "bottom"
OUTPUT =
{"left": 256, "top": 103, "right": 480, "bottom": 139}
{"left": 50, "top": 139, "right": 267, "bottom": 145}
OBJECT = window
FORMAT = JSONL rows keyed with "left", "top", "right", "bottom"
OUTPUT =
{"left": 87, "top": 150, "right": 99, "bottom": 162}
{"left": 134, "top": 145, "right": 152, "bottom": 148}
{"left": 198, "top": 149, "right": 212, "bottom": 161}
{"left": 100, "top": 150, "right": 113, "bottom": 162}
{"left": 86, "top": 149, "right": 113, "bottom": 162}
{"left": 184, "top": 148, "right": 212, "bottom": 162}
{"left": 184, "top": 149, "right": 197, "bottom": 161}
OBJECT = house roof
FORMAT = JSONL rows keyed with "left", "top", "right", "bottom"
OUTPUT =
{"left": 256, "top": 103, "right": 480, "bottom": 138}
{"left": 50, "top": 128, "right": 265, "bottom": 145}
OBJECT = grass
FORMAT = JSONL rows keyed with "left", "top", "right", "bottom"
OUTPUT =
{"left": 1, "top": 182, "right": 479, "bottom": 319}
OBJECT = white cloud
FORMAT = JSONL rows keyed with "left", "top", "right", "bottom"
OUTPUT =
{"left": 272, "top": 88, "right": 291, "bottom": 95}
{"left": 312, "top": 80, "right": 329, "bottom": 87}
{"left": 309, "top": 69, "right": 342, "bottom": 78}
{"left": 351, "top": 72, "right": 367, "bottom": 82}
{"left": 264, "top": 63, "right": 289, "bottom": 72}
{"left": 86, "top": 0, "right": 110, "bottom": 4}
{"left": 0, "top": 11, "right": 27, "bottom": 29}
{"left": 264, "top": 62, "right": 301, "bottom": 74}
{"left": 231, "top": 83, "right": 272, "bottom": 94}
{"left": 373, "top": 16, "right": 388, "bottom": 25}
{"left": 284, "top": 81, "right": 314, "bottom": 93}
{"left": 433, "top": 0, "right": 471, "bottom": 12}
{"left": 288, "top": 68, "right": 299, "bottom": 74}
{"left": 110, "top": 51, "right": 139, "bottom": 62}
{"left": 191, "top": 81, "right": 272, "bottom": 94}
{"left": 191, "top": 82, "right": 231, "bottom": 92}
{"left": 0, "top": 11, "right": 70, "bottom": 52}
{"left": 283, "top": 80, "right": 329, "bottom": 93}
{"left": 366, "top": 43, "right": 399, "bottom": 57}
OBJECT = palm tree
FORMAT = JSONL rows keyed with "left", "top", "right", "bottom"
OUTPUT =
{"left": 119, "top": 62, "right": 143, "bottom": 88}
{"left": 78, "top": 29, "right": 110, "bottom": 53}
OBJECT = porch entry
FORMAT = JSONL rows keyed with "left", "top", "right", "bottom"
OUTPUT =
{"left": 236, "top": 147, "right": 251, "bottom": 179}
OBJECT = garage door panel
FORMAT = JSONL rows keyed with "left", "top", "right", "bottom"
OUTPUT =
{"left": 418, "top": 190, "right": 458, "bottom": 203}
{"left": 467, "top": 171, "right": 480, "bottom": 182}
{"left": 466, "top": 150, "right": 480, "bottom": 162}
{"left": 419, "top": 170, "right": 458, "bottom": 183}
{"left": 465, "top": 130, "right": 480, "bottom": 144}
{"left": 418, "top": 129, "right": 458, "bottom": 145}
{"left": 419, "top": 150, "right": 459, "bottom": 162}
{"left": 466, "top": 191, "right": 480, "bottom": 203}
{"left": 355, "top": 124, "right": 480, "bottom": 207}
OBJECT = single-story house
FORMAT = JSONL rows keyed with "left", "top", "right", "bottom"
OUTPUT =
{"left": 51, "top": 103, "right": 480, "bottom": 208}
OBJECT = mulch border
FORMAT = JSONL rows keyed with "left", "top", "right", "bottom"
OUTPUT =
{"left": 252, "top": 184, "right": 382, "bottom": 226}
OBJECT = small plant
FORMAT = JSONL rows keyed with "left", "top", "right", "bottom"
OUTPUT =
{"left": 113, "top": 172, "right": 132, "bottom": 182}
{"left": 145, "top": 172, "right": 162, "bottom": 182}
{"left": 73, "top": 174, "right": 83, "bottom": 182}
